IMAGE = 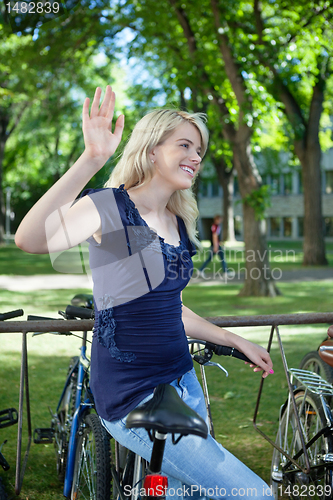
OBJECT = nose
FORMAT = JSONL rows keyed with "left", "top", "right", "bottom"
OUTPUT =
{"left": 190, "top": 152, "right": 202, "bottom": 164}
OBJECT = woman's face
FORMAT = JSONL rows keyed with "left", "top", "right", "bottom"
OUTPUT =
{"left": 149, "top": 122, "right": 202, "bottom": 191}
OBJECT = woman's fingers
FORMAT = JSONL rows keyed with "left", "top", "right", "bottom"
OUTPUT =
{"left": 99, "top": 85, "right": 114, "bottom": 118}
{"left": 90, "top": 87, "right": 103, "bottom": 118}
{"left": 113, "top": 114, "right": 125, "bottom": 141}
{"left": 82, "top": 97, "right": 90, "bottom": 122}
{"left": 244, "top": 345, "right": 273, "bottom": 379}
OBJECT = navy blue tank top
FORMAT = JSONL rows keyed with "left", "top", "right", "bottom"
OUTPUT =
{"left": 82, "top": 185, "right": 195, "bottom": 421}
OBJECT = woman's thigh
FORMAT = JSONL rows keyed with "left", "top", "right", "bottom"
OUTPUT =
{"left": 101, "top": 368, "right": 272, "bottom": 499}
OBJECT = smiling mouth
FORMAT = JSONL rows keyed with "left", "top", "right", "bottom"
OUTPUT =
{"left": 180, "top": 165, "right": 195, "bottom": 177}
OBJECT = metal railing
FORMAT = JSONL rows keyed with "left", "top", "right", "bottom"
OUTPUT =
{"left": 1, "top": 312, "right": 333, "bottom": 492}
{"left": 0, "top": 320, "right": 93, "bottom": 495}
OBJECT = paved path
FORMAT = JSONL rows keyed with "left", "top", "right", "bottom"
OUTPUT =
{"left": 0, "top": 267, "right": 333, "bottom": 291}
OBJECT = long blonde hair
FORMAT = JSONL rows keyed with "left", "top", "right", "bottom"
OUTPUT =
{"left": 105, "top": 109, "right": 209, "bottom": 247}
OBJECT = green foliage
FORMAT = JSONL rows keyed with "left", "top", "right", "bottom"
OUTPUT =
{"left": 242, "top": 185, "right": 271, "bottom": 220}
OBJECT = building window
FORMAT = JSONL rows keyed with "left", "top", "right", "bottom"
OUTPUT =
{"left": 211, "top": 182, "right": 219, "bottom": 197}
{"left": 324, "top": 217, "right": 333, "bottom": 237}
{"left": 261, "top": 174, "right": 269, "bottom": 186}
{"left": 298, "top": 217, "right": 304, "bottom": 237}
{"left": 283, "top": 173, "right": 292, "bottom": 195}
{"left": 234, "top": 177, "right": 239, "bottom": 196}
{"left": 298, "top": 172, "right": 304, "bottom": 194}
{"left": 283, "top": 217, "right": 292, "bottom": 237}
{"left": 270, "top": 217, "right": 281, "bottom": 237}
{"left": 270, "top": 174, "right": 281, "bottom": 195}
{"left": 325, "top": 171, "right": 333, "bottom": 194}
{"left": 200, "top": 182, "right": 209, "bottom": 197}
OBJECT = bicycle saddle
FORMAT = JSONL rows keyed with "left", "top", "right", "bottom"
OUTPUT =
{"left": 126, "top": 384, "right": 208, "bottom": 438}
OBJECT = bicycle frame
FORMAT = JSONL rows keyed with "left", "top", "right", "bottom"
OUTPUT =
{"left": 59, "top": 329, "right": 94, "bottom": 499}
{"left": 254, "top": 324, "right": 333, "bottom": 477}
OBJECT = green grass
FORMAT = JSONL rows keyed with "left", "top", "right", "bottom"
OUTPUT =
{"left": 1, "top": 240, "right": 333, "bottom": 275}
{"left": 0, "top": 244, "right": 56, "bottom": 275}
{"left": 1, "top": 282, "right": 332, "bottom": 498}
{"left": 1, "top": 240, "right": 333, "bottom": 498}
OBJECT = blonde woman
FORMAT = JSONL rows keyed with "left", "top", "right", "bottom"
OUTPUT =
{"left": 16, "top": 86, "right": 273, "bottom": 499}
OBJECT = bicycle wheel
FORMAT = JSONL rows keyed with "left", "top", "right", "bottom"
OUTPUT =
{"left": 0, "top": 478, "right": 8, "bottom": 500}
{"left": 54, "top": 356, "right": 79, "bottom": 482}
{"left": 110, "top": 439, "right": 147, "bottom": 500}
{"left": 271, "top": 391, "right": 333, "bottom": 499}
{"left": 299, "top": 352, "right": 333, "bottom": 384}
{"left": 71, "top": 413, "right": 111, "bottom": 500}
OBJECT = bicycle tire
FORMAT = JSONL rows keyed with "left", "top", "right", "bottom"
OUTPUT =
{"left": 71, "top": 413, "right": 111, "bottom": 500}
{"left": 0, "top": 478, "right": 8, "bottom": 500}
{"left": 299, "top": 351, "right": 333, "bottom": 384}
{"left": 110, "top": 439, "right": 147, "bottom": 500}
{"left": 271, "top": 391, "right": 333, "bottom": 499}
{"left": 54, "top": 356, "right": 79, "bottom": 482}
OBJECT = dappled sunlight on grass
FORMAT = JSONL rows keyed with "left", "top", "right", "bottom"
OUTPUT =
{"left": 0, "top": 288, "right": 92, "bottom": 318}
{"left": 184, "top": 281, "right": 333, "bottom": 318}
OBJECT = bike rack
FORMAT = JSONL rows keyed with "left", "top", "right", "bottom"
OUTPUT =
{"left": 0, "top": 319, "right": 94, "bottom": 495}
{"left": 203, "top": 312, "right": 333, "bottom": 475}
{"left": 2, "top": 313, "right": 333, "bottom": 493}
{"left": 253, "top": 324, "right": 312, "bottom": 473}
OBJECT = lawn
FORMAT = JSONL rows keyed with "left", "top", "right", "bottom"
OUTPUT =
{"left": 1, "top": 240, "right": 333, "bottom": 276}
{"left": 0, "top": 241, "right": 332, "bottom": 499}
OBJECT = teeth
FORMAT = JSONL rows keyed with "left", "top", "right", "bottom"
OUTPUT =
{"left": 181, "top": 166, "right": 193, "bottom": 174}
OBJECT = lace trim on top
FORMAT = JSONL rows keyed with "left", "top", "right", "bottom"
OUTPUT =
{"left": 96, "top": 295, "right": 136, "bottom": 363}
{"left": 117, "top": 184, "right": 190, "bottom": 263}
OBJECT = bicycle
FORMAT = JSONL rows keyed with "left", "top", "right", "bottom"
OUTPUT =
{"left": 0, "top": 309, "right": 24, "bottom": 500}
{"left": 33, "top": 294, "right": 252, "bottom": 500}
{"left": 269, "top": 328, "right": 333, "bottom": 499}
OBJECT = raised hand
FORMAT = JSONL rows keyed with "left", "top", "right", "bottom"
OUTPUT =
{"left": 82, "top": 86, "right": 124, "bottom": 163}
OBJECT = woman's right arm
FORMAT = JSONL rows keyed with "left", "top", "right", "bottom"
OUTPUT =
{"left": 15, "top": 86, "right": 124, "bottom": 254}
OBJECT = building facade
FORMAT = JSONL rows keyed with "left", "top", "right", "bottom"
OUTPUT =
{"left": 198, "top": 148, "right": 333, "bottom": 241}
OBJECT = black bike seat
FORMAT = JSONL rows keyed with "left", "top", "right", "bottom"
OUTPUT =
{"left": 126, "top": 384, "right": 208, "bottom": 439}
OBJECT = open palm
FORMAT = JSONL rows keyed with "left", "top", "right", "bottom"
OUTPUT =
{"left": 82, "top": 86, "right": 124, "bottom": 162}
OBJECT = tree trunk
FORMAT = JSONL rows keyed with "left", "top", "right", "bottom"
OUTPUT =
{"left": 213, "top": 157, "right": 236, "bottom": 242}
{"left": 240, "top": 203, "right": 278, "bottom": 296}
{"left": 0, "top": 109, "right": 10, "bottom": 245}
{"left": 295, "top": 81, "right": 327, "bottom": 266}
{"left": 233, "top": 140, "right": 280, "bottom": 297}
{"left": 297, "top": 143, "right": 327, "bottom": 266}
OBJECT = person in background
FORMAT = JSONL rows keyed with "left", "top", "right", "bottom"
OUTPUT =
{"left": 198, "top": 215, "right": 228, "bottom": 278}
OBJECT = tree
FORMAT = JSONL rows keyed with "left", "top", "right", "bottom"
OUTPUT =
{"left": 3, "top": 56, "right": 128, "bottom": 230}
{"left": 0, "top": 0, "right": 119, "bottom": 242}
{"left": 111, "top": 0, "right": 280, "bottom": 296}
{"left": 250, "top": 0, "right": 333, "bottom": 265}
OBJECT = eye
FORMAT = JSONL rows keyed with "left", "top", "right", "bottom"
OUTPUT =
{"left": 181, "top": 143, "right": 189, "bottom": 148}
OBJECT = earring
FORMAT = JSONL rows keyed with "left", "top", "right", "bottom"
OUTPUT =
{"left": 151, "top": 159, "right": 155, "bottom": 163}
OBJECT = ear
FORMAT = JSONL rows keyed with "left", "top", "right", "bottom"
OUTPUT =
{"left": 149, "top": 150, "right": 156, "bottom": 164}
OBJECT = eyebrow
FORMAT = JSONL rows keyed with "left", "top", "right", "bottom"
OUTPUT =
{"left": 176, "top": 138, "right": 202, "bottom": 152}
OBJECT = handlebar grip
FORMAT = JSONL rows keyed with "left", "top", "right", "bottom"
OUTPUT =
{"left": 27, "top": 315, "right": 58, "bottom": 321}
{"left": 206, "top": 342, "right": 252, "bottom": 363}
{"left": 65, "top": 305, "right": 94, "bottom": 320}
{"left": 0, "top": 309, "right": 24, "bottom": 321}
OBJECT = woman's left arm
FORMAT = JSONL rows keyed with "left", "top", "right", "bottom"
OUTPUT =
{"left": 182, "top": 304, "right": 273, "bottom": 378}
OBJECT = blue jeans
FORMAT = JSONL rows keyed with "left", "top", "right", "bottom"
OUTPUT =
{"left": 199, "top": 245, "right": 227, "bottom": 274}
{"left": 101, "top": 368, "right": 272, "bottom": 499}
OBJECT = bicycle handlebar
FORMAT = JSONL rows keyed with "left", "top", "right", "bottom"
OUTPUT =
{"left": 0, "top": 309, "right": 24, "bottom": 321}
{"left": 205, "top": 342, "right": 252, "bottom": 363}
{"left": 189, "top": 339, "right": 252, "bottom": 364}
{"left": 65, "top": 305, "right": 94, "bottom": 320}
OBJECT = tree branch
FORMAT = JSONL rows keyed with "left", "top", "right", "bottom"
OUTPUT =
{"left": 7, "top": 102, "right": 29, "bottom": 138}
